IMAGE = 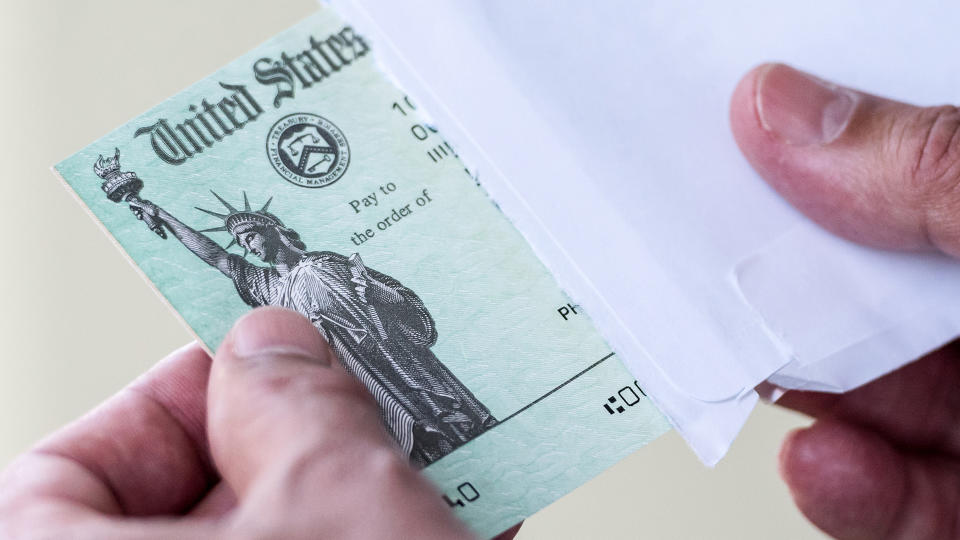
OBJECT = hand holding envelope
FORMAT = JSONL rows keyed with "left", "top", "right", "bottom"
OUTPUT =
{"left": 732, "top": 63, "right": 960, "bottom": 540}
{"left": 340, "top": 0, "right": 960, "bottom": 465}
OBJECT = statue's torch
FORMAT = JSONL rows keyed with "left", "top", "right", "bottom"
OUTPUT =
{"left": 93, "top": 148, "right": 166, "bottom": 239}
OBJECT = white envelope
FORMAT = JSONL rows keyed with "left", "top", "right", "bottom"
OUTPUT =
{"left": 330, "top": 0, "right": 960, "bottom": 464}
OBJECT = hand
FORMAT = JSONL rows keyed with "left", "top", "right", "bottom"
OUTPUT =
{"left": 347, "top": 256, "right": 370, "bottom": 302}
{"left": 350, "top": 274, "right": 368, "bottom": 302}
{"left": 128, "top": 198, "right": 159, "bottom": 221}
{"left": 348, "top": 257, "right": 403, "bottom": 305}
{"left": 0, "top": 308, "right": 517, "bottom": 539}
{"left": 731, "top": 63, "right": 960, "bottom": 539}
{"left": 365, "top": 274, "right": 404, "bottom": 304}
{"left": 128, "top": 198, "right": 167, "bottom": 239}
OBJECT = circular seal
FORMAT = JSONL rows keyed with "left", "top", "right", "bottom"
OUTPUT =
{"left": 266, "top": 113, "right": 350, "bottom": 188}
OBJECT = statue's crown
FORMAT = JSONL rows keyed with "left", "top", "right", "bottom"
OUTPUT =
{"left": 196, "top": 191, "right": 279, "bottom": 251}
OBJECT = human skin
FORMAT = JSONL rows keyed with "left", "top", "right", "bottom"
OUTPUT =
{"left": 0, "top": 307, "right": 519, "bottom": 539}
{"left": 1, "top": 62, "right": 958, "bottom": 540}
{"left": 731, "top": 63, "right": 960, "bottom": 539}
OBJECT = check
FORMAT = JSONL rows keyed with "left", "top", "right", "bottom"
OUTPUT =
{"left": 54, "top": 8, "right": 669, "bottom": 537}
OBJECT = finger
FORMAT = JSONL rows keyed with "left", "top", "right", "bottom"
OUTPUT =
{"left": 777, "top": 341, "right": 960, "bottom": 454}
{"left": 186, "top": 481, "right": 235, "bottom": 519}
{"left": 730, "top": 63, "right": 960, "bottom": 256}
{"left": 780, "top": 419, "right": 960, "bottom": 539}
{"left": 0, "top": 342, "right": 216, "bottom": 516}
{"left": 207, "top": 307, "right": 471, "bottom": 539}
{"left": 492, "top": 523, "right": 523, "bottom": 540}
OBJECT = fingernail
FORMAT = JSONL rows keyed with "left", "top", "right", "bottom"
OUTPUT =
{"left": 230, "top": 308, "right": 330, "bottom": 366}
{"left": 756, "top": 63, "right": 858, "bottom": 146}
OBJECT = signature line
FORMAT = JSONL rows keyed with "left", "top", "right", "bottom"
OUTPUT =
{"left": 497, "top": 352, "right": 616, "bottom": 426}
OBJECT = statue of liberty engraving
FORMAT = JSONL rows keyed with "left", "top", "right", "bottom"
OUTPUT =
{"left": 94, "top": 149, "right": 497, "bottom": 466}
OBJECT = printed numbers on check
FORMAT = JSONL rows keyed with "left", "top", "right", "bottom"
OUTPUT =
{"left": 442, "top": 481, "right": 480, "bottom": 508}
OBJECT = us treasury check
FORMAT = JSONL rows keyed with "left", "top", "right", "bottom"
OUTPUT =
{"left": 53, "top": 8, "right": 670, "bottom": 537}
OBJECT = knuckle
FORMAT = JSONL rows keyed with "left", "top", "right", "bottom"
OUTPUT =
{"left": 906, "top": 105, "right": 960, "bottom": 195}
{"left": 365, "top": 445, "right": 416, "bottom": 485}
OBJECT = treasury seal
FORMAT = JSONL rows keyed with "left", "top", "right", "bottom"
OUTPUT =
{"left": 266, "top": 113, "right": 350, "bottom": 188}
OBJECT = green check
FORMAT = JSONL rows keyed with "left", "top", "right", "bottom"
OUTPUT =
{"left": 54, "top": 7, "right": 669, "bottom": 537}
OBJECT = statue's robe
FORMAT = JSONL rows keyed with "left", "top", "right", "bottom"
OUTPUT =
{"left": 227, "top": 251, "right": 496, "bottom": 465}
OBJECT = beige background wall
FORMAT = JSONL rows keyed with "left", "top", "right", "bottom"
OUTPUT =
{"left": 0, "top": 1, "right": 825, "bottom": 538}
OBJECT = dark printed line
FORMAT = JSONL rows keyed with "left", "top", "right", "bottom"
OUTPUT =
{"left": 425, "top": 352, "right": 617, "bottom": 470}
{"left": 497, "top": 352, "right": 616, "bottom": 426}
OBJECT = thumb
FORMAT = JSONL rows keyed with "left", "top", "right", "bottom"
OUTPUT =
{"left": 731, "top": 63, "right": 960, "bottom": 256}
{"left": 207, "top": 307, "right": 471, "bottom": 539}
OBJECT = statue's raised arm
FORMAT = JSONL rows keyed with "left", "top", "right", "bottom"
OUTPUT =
{"left": 93, "top": 149, "right": 166, "bottom": 238}
{"left": 92, "top": 149, "right": 231, "bottom": 276}
{"left": 129, "top": 198, "right": 232, "bottom": 276}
